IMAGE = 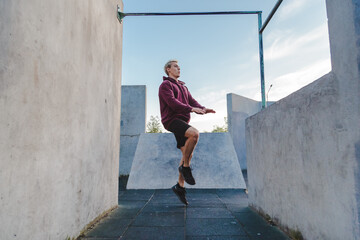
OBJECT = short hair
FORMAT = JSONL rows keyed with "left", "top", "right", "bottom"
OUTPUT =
{"left": 164, "top": 59, "right": 178, "bottom": 76}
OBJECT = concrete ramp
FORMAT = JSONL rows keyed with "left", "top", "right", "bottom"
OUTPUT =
{"left": 127, "top": 132, "right": 246, "bottom": 189}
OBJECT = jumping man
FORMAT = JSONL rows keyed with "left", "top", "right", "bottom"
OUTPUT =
{"left": 158, "top": 60, "right": 215, "bottom": 205}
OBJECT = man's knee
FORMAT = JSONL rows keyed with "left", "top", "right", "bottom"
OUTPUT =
{"left": 192, "top": 130, "right": 199, "bottom": 143}
{"left": 186, "top": 127, "right": 199, "bottom": 143}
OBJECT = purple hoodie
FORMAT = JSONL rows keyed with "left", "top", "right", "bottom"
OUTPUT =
{"left": 159, "top": 76, "right": 204, "bottom": 130}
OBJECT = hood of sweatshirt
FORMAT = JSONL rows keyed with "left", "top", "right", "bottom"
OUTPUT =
{"left": 163, "top": 76, "right": 186, "bottom": 85}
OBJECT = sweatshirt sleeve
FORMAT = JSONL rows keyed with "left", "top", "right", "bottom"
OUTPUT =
{"left": 187, "top": 88, "right": 205, "bottom": 109}
{"left": 159, "top": 81, "right": 193, "bottom": 113}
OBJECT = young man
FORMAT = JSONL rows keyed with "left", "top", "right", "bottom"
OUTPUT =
{"left": 158, "top": 60, "right": 215, "bottom": 205}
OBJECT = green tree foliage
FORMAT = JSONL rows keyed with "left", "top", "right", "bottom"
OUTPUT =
{"left": 146, "top": 115, "right": 163, "bottom": 133}
{"left": 211, "top": 117, "right": 228, "bottom": 133}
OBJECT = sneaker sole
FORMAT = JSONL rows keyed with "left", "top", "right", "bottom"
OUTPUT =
{"left": 172, "top": 186, "right": 188, "bottom": 205}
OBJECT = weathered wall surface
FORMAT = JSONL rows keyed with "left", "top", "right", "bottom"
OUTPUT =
{"left": 328, "top": 0, "right": 360, "bottom": 233}
{"left": 0, "top": 1, "right": 123, "bottom": 239}
{"left": 119, "top": 85, "right": 146, "bottom": 176}
{"left": 227, "top": 94, "right": 261, "bottom": 170}
{"left": 246, "top": 0, "right": 360, "bottom": 239}
{"left": 127, "top": 133, "right": 246, "bottom": 189}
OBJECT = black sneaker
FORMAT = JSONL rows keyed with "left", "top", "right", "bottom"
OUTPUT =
{"left": 179, "top": 165, "right": 196, "bottom": 185}
{"left": 172, "top": 183, "right": 188, "bottom": 205}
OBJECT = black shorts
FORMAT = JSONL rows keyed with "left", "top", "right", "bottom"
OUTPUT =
{"left": 168, "top": 119, "right": 191, "bottom": 149}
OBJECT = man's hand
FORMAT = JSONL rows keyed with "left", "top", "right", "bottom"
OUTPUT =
{"left": 191, "top": 107, "right": 206, "bottom": 114}
{"left": 204, "top": 108, "right": 216, "bottom": 114}
{"left": 191, "top": 108, "right": 216, "bottom": 114}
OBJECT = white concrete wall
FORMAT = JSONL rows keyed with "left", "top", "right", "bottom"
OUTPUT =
{"left": 0, "top": 1, "right": 123, "bottom": 239}
{"left": 327, "top": 0, "right": 360, "bottom": 232}
{"left": 227, "top": 93, "right": 261, "bottom": 170}
{"left": 119, "top": 85, "right": 146, "bottom": 176}
{"left": 246, "top": 0, "right": 360, "bottom": 239}
{"left": 227, "top": 93, "right": 274, "bottom": 170}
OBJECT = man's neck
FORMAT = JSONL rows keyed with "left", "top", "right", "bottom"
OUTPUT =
{"left": 168, "top": 75, "right": 179, "bottom": 81}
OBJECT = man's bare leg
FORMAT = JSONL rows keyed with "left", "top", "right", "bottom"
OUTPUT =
{"left": 177, "top": 127, "right": 199, "bottom": 187}
{"left": 181, "top": 127, "right": 199, "bottom": 166}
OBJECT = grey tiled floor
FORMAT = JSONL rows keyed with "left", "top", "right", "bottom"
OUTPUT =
{"left": 80, "top": 189, "right": 289, "bottom": 240}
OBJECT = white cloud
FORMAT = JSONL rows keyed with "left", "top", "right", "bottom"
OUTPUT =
{"left": 191, "top": 111, "right": 227, "bottom": 133}
{"left": 267, "top": 58, "right": 331, "bottom": 101}
{"left": 190, "top": 88, "right": 229, "bottom": 132}
{"left": 277, "top": 0, "right": 312, "bottom": 20}
{"left": 265, "top": 23, "right": 330, "bottom": 61}
{"left": 190, "top": 80, "right": 264, "bottom": 132}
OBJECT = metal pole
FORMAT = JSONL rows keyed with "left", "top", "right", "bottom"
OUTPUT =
{"left": 117, "top": 7, "right": 261, "bottom": 23}
{"left": 258, "top": 13, "right": 266, "bottom": 109}
{"left": 259, "top": 0, "right": 283, "bottom": 33}
{"left": 123, "top": 11, "right": 262, "bottom": 16}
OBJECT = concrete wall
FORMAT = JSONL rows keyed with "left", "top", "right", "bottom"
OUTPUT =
{"left": 227, "top": 93, "right": 274, "bottom": 170}
{"left": 227, "top": 94, "right": 261, "bottom": 170}
{"left": 246, "top": 0, "right": 360, "bottom": 239}
{"left": 127, "top": 133, "right": 246, "bottom": 189}
{"left": 0, "top": 1, "right": 123, "bottom": 239}
{"left": 119, "top": 85, "right": 146, "bottom": 176}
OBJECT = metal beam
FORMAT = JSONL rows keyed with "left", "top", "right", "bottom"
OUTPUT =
{"left": 123, "top": 11, "right": 261, "bottom": 16}
{"left": 117, "top": 7, "right": 261, "bottom": 23}
{"left": 259, "top": 0, "right": 283, "bottom": 33}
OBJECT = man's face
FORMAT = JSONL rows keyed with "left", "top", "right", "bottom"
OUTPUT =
{"left": 167, "top": 62, "right": 180, "bottom": 78}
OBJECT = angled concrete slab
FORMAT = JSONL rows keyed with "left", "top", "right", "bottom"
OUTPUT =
{"left": 127, "top": 133, "right": 246, "bottom": 189}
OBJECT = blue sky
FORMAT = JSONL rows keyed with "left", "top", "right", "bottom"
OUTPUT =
{"left": 121, "top": 0, "right": 331, "bottom": 132}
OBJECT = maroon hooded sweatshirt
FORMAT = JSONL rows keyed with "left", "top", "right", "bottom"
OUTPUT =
{"left": 159, "top": 76, "right": 204, "bottom": 130}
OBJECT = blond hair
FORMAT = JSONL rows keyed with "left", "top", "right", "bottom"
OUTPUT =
{"left": 164, "top": 59, "right": 178, "bottom": 76}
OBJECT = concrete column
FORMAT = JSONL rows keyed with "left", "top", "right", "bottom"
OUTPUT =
{"left": 119, "top": 85, "right": 146, "bottom": 176}
{"left": 227, "top": 93, "right": 261, "bottom": 170}
{"left": 0, "top": 1, "right": 123, "bottom": 239}
{"left": 227, "top": 93, "right": 274, "bottom": 170}
{"left": 326, "top": 0, "right": 360, "bottom": 235}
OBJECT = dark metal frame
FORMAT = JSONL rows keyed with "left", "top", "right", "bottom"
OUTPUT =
{"left": 117, "top": 0, "right": 283, "bottom": 109}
